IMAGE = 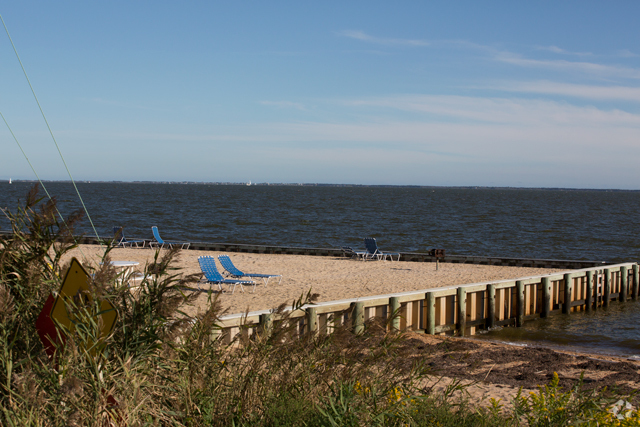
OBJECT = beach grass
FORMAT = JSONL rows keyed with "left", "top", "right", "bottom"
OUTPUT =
{"left": 1, "top": 185, "right": 638, "bottom": 426}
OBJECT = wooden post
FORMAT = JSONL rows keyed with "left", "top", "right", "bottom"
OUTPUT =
{"left": 516, "top": 280, "right": 525, "bottom": 327}
{"left": 259, "top": 313, "right": 273, "bottom": 338}
{"left": 306, "top": 307, "right": 318, "bottom": 335}
{"left": 563, "top": 273, "right": 573, "bottom": 314}
{"left": 211, "top": 326, "right": 222, "bottom": 342}
{"left": 426, "top": 292, "right": 435, "bottom": 335}
{"left": 593, "top": 270, "right": 599, "bottom": 310}
{"left": 620, "top": 266, "right": 628, "bottom": 302}
{"left": 487, "top": 285, "right": 496, "bottom": 329}
{"left": 541, "top": 277, "right": 551, "bottom": 318}
{"left": 457, "top": 287, "right": 466, "bottom": 336}
{"left": 633, "top": 264, "right": 639, "bottom": 301}
{"left": 603, "top": 268, "right": 611, "bottom": 307}
{"left": 352, "top": 302, "right": 364, "bottom": 335}
{"left": 390, "top": 297, "right": 400, "bottom": 332}
{"left": 585, "top": 270, "right": 593, "bottom": 312}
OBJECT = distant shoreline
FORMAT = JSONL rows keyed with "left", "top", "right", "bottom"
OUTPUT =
{"left": 4, "top": 179, "right": 639, "bottom": 192}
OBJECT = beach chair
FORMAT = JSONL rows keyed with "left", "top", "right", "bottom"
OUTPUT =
{"left": 341, "top": 246, "right": 367, "bottom": 260}
{"left": 149, "top": 226, "right": 190, "bottom": 249}
{"left": 113, "top": 226, "right": 145, "bottom": 248}
{"left": 217, "top": 255, "right": 283, "bottom": 288}
{"left": 197, "top": 256, "right": 255, "bottom": 294}
{"left": 364, "top": 238, "right": 401, "bottom": 261}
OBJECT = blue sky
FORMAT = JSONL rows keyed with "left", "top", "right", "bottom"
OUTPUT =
{"left": 1, "top": 2, "right": 640, "bottom": 188}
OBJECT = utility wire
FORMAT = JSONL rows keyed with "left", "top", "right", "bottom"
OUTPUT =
{"left": 1, "top": 13, "right": 102, "bottom": 245}
{"left": 1, "top": 111, "right": 85, "bottom": 256}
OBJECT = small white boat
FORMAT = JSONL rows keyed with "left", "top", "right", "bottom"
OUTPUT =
{"left": 8, "top": 178, "right": 11, "bottom": 184}
{"left": 247, "top": 181, "right": 251, "bottom": 186}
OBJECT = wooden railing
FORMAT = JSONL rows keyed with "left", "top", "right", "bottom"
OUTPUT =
{"left": 215, "top": 262, "right": 638, "bottom": 344}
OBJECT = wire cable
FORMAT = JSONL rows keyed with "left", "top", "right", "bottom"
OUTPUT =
{"left": 1, "top": 13, "right": 102, "bottom": 245}
{"left": 1, "top": 111, "right": 85, "bottom": 256}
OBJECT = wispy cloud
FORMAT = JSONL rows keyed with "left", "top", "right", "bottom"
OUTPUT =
{"left": 339, "top": 94, "right": 640, "bottom": 127}
{"left": 123, "top": 94, "right": 640, "bottom": 144}
{"left": 617, "top": 49, "right": 640, "bottom": 58}
{"left": 534, "top": 45, "right": 592, "bottom": 56}
{"left": 259, "top": 100, "right": 307, "bottom": 111}
{"left": 490, "top": 81, "right": 640, "bottom": 102}
{"left": 337, "top": 30, "right": 430, "bottom": 47}
{"left": 494, "top": 51, "right": 640, "bottom": 79}
{"left": 338, "top": 30, "right": 639, "bottom": 81}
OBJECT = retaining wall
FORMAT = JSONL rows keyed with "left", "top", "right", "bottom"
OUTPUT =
{"left": 215, "top": 262, "right": 638, "bottom": 344}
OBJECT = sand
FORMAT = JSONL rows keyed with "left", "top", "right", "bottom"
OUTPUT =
{"left": 400, "top": 332, "right": 640, "bottom": 408}
{"left": 63, "top": 245, "right": 566, "bottom": 317}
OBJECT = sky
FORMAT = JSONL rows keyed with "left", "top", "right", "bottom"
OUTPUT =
{"left": 1, "top": 2, "right": 640, "bottom": 189}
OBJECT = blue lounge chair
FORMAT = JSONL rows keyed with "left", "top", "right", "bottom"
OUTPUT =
{"left": 113, "top": 226, "right": 145, "bottom": 248}
{"left": 197, "top": 256, "right": 255, "bottom": 294}
{"left": 150, "top": 226, "right": 190, "bottom": 249}
{"left": 364, "top": 238, "right": 401, "bottom": 261}
{"left": 218, "top": 255, "right": 283, "bottom": 288}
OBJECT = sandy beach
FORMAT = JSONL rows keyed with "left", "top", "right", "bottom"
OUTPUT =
{"left": 59, "top": 244, "right": 640, "bottom": 404}
{"left": 63, "top": 244, "right": 566, "bottom": 317}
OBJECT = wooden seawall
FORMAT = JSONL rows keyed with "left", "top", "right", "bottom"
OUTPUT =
{"left": 216, "top": 262, "right": 638, "bottom": 343}
{"left": 69, "top": 234, "right": 603, "bottom": 270}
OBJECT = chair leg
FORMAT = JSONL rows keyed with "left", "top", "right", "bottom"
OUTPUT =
{"left": 229, "top": 283, "right": 243, "bottom": 294}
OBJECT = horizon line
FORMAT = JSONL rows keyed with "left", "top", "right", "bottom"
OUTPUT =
{"left": 4, "top": 179, "right": 639, "bottom": 192}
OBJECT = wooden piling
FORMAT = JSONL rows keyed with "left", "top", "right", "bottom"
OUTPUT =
{"left": 593, "top": 270, "right": 599, "bottom": 310}
{"left": 633, "top": 264, "right": 639, "bottom": 301}
{"left": 457, "top": 287, "right": 466, "bottom": 336}
{"left": 426, "top": 292, "right": 435, "bottom": 335}
{"left": 210, "top": 327, "right": 222, "bottom": 342}
{"left": 585, "top": 270, "right": 593, "bottom": 312}
{"left": 306, "top": 307, "right": 318, "bottom": 335}
{"left": 259, "top": 313, "right": 273, "bottom": 338}
{"left": 390, "top": 297, "right": 400, "bottom": 332}
{"left": 563, "top": 273, "right": 573, "bottom": 314}
{"left": 620, "top": 266, "right": 628, "bottom": 302}
{"left": 541, "top": 277, "right": 551, "bottom": 318}
{"left": 352, "top": 302, "right": 364, "bottom": 335}
{"left": 604, "top": 268, "right": 611, "bottom": 307}
{"left": 516, "top": 280, "right": 525, "bottom": 326}
{"left": 487, "top": 284, "right": 496, "bottom": 329}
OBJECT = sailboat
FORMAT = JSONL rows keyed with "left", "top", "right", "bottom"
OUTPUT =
{"left": 247, "top": 180, "right": 251, "bottom": 186}
{"left": 8, "top": 178, "right": 11, "bottom": 184}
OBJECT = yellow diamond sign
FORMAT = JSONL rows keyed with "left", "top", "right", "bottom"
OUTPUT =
{"left": 50, "top": 258, "right": 117, "bottom": 352}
